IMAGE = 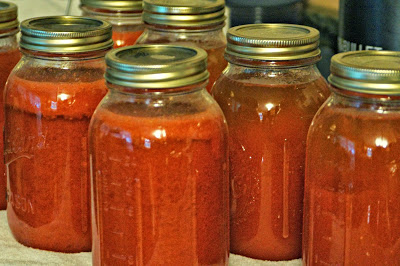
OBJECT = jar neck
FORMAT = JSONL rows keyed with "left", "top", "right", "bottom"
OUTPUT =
{"left": 144, "top": 22, "right": 225, "bottom": 33}
{"left": 81, "top": 5, "right": 142, "bottom": 26}
{"left": 107, "top": 81, "right": 208, "bottom": 96}
{"left": 330, "top": 84, "right": 400, "bottom": 108}
{"left": 0, "top": 28, "right": 18, "bottom": 38}
{"left": 225, "top": 53, "right": 321, "bottom": 69}
{"left": 20, "top": 48, "right": 110, "bottom": 61}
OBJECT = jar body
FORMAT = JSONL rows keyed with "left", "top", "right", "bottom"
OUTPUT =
{"left": 4, "top": 52, "right": 108, "bottom": 252}
{"left": 0, "top": 34, "right": 20, "bottom": 210}
{"left": 135, "top": 27, "right": 227, "bottom": 93}
{"left": 212, "top": 62, "right": 330, "bottom": 260}
{"left": 90, "top": 85, "right": 229, "bottom": 265}
{"left": 303, "top": 91, "right": 400, "bottom": 265}
{"left": 81, "top": 7, "right": 144, "bottom": 48}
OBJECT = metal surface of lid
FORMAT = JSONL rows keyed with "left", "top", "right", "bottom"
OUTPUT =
{"left": 329, "top": 51, "right": 400, "bottom": 95}
{"left": 226, "top": 24, "right": 321, "bottom": 61}
{"left": 0, "top": 1, "right": 18, "bottom": 33}
{"left": 20, "top": 16, "right": 113, "bottom": 54}
{"left": 143, "top": 0, "right": 225, "bottom": 27}
{"left": 106, "top": 44, "right": 209, "bottom": 89}
{"left": 80, "top": 0, "right": 143, "bottom": 11}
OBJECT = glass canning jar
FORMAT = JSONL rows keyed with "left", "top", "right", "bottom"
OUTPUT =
{"left": 4, "top": 16, "right": 112, "bottom": 252}
{"left": 0, "top": 1, "right": 20, "bottom": 210}
{"left": 304, "top": 51, "right": 400, "bottom": 265}
{"left": 212, "top": 24, "right": 330, "bottom": 261}
{"left": 135, "top": 0, "right": 227, "bottom": 93}
{"left": 80, "top": 0, "right": 144, "bottom": 48}
{"left": 89, "top": 45, "right": 229, "bottom": 265}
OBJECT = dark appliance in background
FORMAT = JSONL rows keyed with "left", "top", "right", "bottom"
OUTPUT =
{"left": 226, "top": 0, "right": 304, "bottom": 27}
{"left": 225, "top": 0, "right": 339, "bottom": 79}
{"left": 338, "top": 0, "right": 400, "bottom": 52}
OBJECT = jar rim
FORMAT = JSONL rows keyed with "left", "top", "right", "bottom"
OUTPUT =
{"left": 105, "top": 44, "right": 209, "bottom": 89}
{"left": 329, "top": 51, "right": 400, "bottom": 95}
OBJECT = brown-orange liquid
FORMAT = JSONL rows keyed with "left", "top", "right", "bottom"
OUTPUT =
{"left": 304, "top": 105, "right": 400, "bottom": 265}
{"left": 213, "top": 73, "right": 330, "bottom": 260}
{"left": 90, "top": 102, "right": 229, "bottom": 265}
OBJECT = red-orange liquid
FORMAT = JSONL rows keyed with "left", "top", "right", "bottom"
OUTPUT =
{"left": 4, "top": 69, "right": 107, "bottom": 252}
{"left": 213, "top": 73, "right": 330, "bottom": 260}
{"left": 90, "top": 101, "right": 229, "bottom": 265}
{"left": 112, "top": 30, "right": 143, "bottom": 48}
{"left": 135, "top": 37, "right": 227, "bottom": 93}
{"left": 0, "top": 48, "right": 20, "bottom": 210}
{"left": 304, "top": 104, "right": 400, "bottom": 265}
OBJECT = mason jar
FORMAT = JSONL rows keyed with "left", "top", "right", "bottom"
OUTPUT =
{"left": 135, "top": 0, "right": 227, "bottom": 93}
{"left": 80, "top": 0, "right": 144, "bottom": 48}
{"left": 304, "top": 51, "right": 400, "bottom": 265}
{"left": 0, "top": 1, "right": 20, "bottom": 210}
{"left": 90, "top": 45, "right": 229, "bottom": 265}
{"left": 212, "top": 24, "right": 330, "bottom": 260}
{"left": 4, "top": 16, "right": 112, "bottom": 252}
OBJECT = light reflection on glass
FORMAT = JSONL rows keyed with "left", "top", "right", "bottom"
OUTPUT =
{"left": 265, "top": 103, "right": 274, "bottom": 111}
{"left": 375, "top": 137, "right": 388, "bottom": 148}
{"left": 153, "top": 129, "right": 166, "bottom": 139}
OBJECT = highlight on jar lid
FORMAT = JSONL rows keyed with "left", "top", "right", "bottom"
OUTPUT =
{"left": 0, "top": 1, "right": 18, "bottom": 33}
{"left": 20, "top": 16, "right": 113, "bottom": 54}
{"left": 142, "top": 0, "right": 225, "bottom": 27}
{"left": 225, "top": 23, "right": 321, "bottom": 61}
{"left": 80, "top": 0, "right": 143, "bottom": 12}
{"left": 329, "top": 50, "right": 400, "bottom": 95}
{"left": 105, "top": 44, "right": 209, "bottom": 89}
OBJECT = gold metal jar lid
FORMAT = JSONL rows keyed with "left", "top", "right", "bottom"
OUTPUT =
{"left": 142, "top": 0, "right": 225, "bottom": 27}
{"left": 0, "top": 1, "right": 18, "bottom": 33}
{"left": 226, "top": 24, "right": 321, "bottom": 61}
{"left": 329, "top": 51, "right": 400, "bottom": 95}
{"left": 80, "top": 0, "right": 143, "bottom": 12}
{"left": 20, "top": 16, "right": 113, "bottom": 54}
{"left": 106, "top": 44, "right": 209, "bottom": 89}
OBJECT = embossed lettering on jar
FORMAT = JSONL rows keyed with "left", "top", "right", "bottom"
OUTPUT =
{"left": 89, "top": 45, "right": 229, "bottom": 265}
{"left": 212, "top": 24, "right": 330, "bottom": 260}
{"left": 0, "top": 1, "right": 21, "bottom": 210}
{"left": 304, "top": 51, "right": 400, "bottom": 265}
{"left": 80, "top": 0, "right": 144, "bottom": 48}
{"left": 136, "top": 0, "right": 227, "bottom": 93}
{"left": 4, "top": 16, "right": 113, "bottom": 252}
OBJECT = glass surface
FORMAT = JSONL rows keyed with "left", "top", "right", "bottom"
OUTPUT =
{"left": 90, "top": 84, "right": 229, "bottom": 265}
{"left": 4, "top": 51, "right": 107, "bottom": 252}
{"left": 0, "top": 34, "right": 20, "bottom": 210}
{"left": 135, "top": 26, "right": 227, "bottom": 93}
{"left": 303, "top": 89, "right": 400, "bottom": 264}
{"left": 212, "top": 62, "right": 330, "bottom": 260}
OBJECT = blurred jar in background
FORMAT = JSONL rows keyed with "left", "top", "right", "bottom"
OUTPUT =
{"left": 304, "top": 51, "right": 400, "bottom": 265}
{"left": 90, "top": 45, "right": 229, "bottom": 265}
{"left": 136, "top": 0, "right": 227, "bottom": 93}
{"left": 212, "top": 24, "right": 330, "bottom": 261}
{"left": 0, "top": 1, "right": 20, "bottom": 210}
{"left": 226, "top": 0, "right": 304, "bottom": 27}
{"left": 338, "top": 0, "right": 400, "bottom": 52}
{"left": 4, "top": 16, "right": 112, "bottom": 252}
{"left": 81, "top": 0, "right": 144, "bottom": 48}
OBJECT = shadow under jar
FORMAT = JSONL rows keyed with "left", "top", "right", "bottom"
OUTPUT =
{"left": 0, "top": 1, "right": 21, "bottom": 210}
{"left": 303, "top": 51, "right": 400, "bottom": 265}
{"left": 135, "top": 0, "right": 227, "bottom": 93}
{"left": 4, "top": 16, "right": 112, "bottom": 252}
{"left": 80, "top": 0, "right": 144, "bottom": 48}
{"left": 212, "top": 24, "right": 330, "bottom": 261}
{"left": 89, "top": 45, "right": 229, "bottom": 266}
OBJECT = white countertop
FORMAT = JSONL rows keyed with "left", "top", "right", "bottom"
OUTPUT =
{"left": 0, "top": 211, "right": 301, "bottom": 266}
